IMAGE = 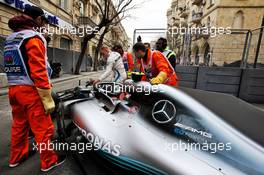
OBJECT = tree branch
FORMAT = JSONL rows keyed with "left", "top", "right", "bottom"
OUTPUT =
{"left": 94, "top": 0, "right": 104, "bottom": 16}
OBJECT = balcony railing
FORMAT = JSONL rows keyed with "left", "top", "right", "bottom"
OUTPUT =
{"left": 167, "top": 9, "right": 173, "bottom": 17}
{"left": 171, "top": 13, "right": 180, "bottom": 25}
{"left": 172, "top": 0, "right": 178, "bottom": 8}
{"left": 180, "top": 18, "right": 188, "bottom": 27}
{"left": 192, "top": 0, "right": 203, "bottom": 6}
{"left": 192, "top": 32, "right": 210, "bottom": 41}
{"left": 178, "top": 3, "right": 185, "bottom": 10}
{"left": 78, "top": 16, "right": 97, "bottom": 28}
{"left": 179, "top": 7, "right": 190, "bottom": 18}
{"left": 173, "top": 18, "right": 180, "bottom": 26}
{"left": 192, "top": 11, "right": 203, "bottom": 23}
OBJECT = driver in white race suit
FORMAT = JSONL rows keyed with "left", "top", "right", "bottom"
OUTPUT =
{"left": 93, "top": 45, "right": 127, "bottom": 85}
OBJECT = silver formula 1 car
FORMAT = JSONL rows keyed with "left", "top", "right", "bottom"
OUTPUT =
{"left": 55, "top": 81, "right": 264, "bottom": 175}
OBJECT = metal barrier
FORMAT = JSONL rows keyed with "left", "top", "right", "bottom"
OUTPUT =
{"left": 249, "top": 26, "right": 264, "bottom": 68}
{"left": 176, "top": 65, "right": 264, "bottom": 103}
{"left": 176, "top": 28, "right": 253, "bottom": 67}
{"left": 168, "top": 27, "right": 264, "bottom": 69}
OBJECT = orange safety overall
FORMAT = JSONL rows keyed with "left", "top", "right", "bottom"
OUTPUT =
{"left": 137, "top": 49, "right": 179, "bottom": 86}
{"left": 6, "top": 32, "right": 58, "bottom": 169}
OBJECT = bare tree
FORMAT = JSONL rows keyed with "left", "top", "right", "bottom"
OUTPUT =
{"left": 93, "top": 12, "right": 131, "bottom": 70}
{"left": 74, "top": 0, "right": 135, "bottom": 74}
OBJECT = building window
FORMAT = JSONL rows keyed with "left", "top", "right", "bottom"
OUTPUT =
{"left": 79, "top": 1, "right": 84, "bottom": 16}
{"left": 232, "top": 11, "right": 244, "bottom": 29}
{"left": 207, "top": 0, "right": 215, "bottom": 8}
{"left": 207, "top": 16, "right": 211, "bottom": 27}
{"left": 60, "top": 38, "right": 71, "bottom": 50}
{"left": 204, "top": 43, "right": 211, "bottom": 66}
{"left": 209, "top": 0, "right": 215, "bottom": 6}
{"left": 59, "top": 0, "right": 68, "bottom": 9}
{"left": 194, "top": 46, "right": 200, "bottom": 65}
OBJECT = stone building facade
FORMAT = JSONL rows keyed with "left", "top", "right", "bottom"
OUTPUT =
{"left": 167, "top": 0, "right": 264, "bottom": 66}
{"left": 0, "top": 0, "right": 129, "bottom": 72}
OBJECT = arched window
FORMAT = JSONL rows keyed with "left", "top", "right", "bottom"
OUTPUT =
{"left": 204, "top": 43, "right": 210, "bottom": 66}
{"left": 194, "top": 46, "right": 200, "bottom": 65}
{"left": 59, "top": 0, "right": 68, "bottom": 9}
{"left": 79, "top": 1, "right": 84, "bottom": 16}
{"left": 207, "top": 16, "right": 211, "bottom": 27}
{"left": 232, "top": 11, "right": 244, "bottom": 29}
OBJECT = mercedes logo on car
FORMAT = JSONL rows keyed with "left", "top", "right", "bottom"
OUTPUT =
{"left": 152, "top": 100, "right": 177, "bottom": 124}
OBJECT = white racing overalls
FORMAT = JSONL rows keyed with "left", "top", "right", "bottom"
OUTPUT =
{"left": 99, "top": 51, "right": 127, "bottom": 83}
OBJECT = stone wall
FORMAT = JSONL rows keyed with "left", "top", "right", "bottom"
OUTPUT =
{"left": 168, "top": 0, "right": 264, "bottom": 66}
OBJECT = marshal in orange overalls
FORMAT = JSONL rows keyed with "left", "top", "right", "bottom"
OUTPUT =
{"left": 5, "top": 14, "right": 58, "bottom": 170}
{"left": 137, "top": 49, "right": 179, "bottom": 86}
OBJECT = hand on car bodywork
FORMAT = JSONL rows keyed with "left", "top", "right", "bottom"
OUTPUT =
{"left": 150, "top": 71, "right": 168, "bottom": 85}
